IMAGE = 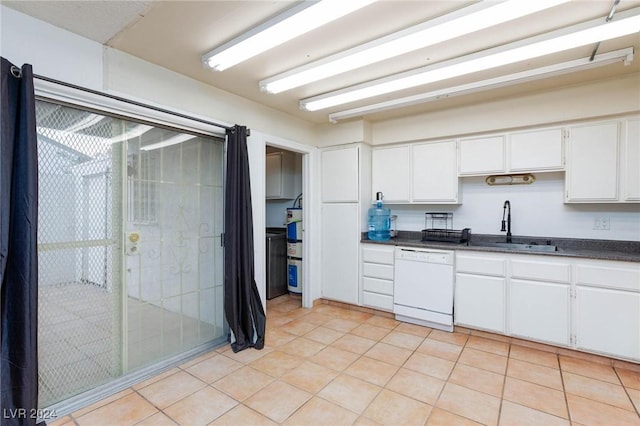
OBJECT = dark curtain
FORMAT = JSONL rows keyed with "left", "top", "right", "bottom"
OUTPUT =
{"left": 224, "top": 125, "right": 266, "bottom": 353}
{"left": 0, "top": 58, "right": 40, "bottom": 424}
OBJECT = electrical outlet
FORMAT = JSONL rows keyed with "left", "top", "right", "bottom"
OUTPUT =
{"left": 593, "top": 217, "right": 610, "bottom": 230}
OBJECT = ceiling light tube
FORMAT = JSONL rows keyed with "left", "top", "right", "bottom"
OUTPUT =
{"left": 328, "top": 47, "right": 634, "bottom": 122}
{"left": 260, "top": 0, "right": 569, "bottom": 93}
{"left": 300, "top": 7, "right": 640, "bottom": 112}
{"left": 140, "top": 134, "right": 197, "bottom": 151}
{"left": 202, "top": 0, "right": 374, "bottom": 72}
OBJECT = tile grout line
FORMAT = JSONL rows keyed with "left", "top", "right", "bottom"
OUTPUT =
{"left": 613, "top": 367, "right": 640, "bottom": 418}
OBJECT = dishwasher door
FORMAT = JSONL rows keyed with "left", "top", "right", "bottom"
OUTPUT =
{"left": 393, "top": 248, "right": 454, "bottom": 331}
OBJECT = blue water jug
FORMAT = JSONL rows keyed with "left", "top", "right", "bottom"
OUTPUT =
{"left": 368, "top": 192, "right": 391, "bottom": 241}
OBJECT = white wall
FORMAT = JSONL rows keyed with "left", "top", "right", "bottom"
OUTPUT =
{"left": 1, "top": 5, "right": 103, "bottom": 89}
{"left": 390, "top": 173, "right": 640, "bottom": 241}
{"left": 371, "top": 73, "right": 640, "bottom": 145}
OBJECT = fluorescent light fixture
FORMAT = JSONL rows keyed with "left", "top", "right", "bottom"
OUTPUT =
{"left": 301, "top": 7, "right": 640, "bottom": 112}
{"left": 260, "top": 0, "right": 569, "bottom": 94}
{"left": 109, "top": 125, "right": 153, "bottom": 144}
{"left": 328, "top": 47, "right": 634, "bottom": 122}
{"left": 202, "top": 0, "right": 374, "bottom": 72}
{"left": 140, "top": 133, "right": 197, "bottom": 151}
{"left": 63, "top": 113, "right": 104, "bottom": 133}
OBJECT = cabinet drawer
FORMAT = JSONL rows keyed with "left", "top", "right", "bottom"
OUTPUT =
{"left": 510, "top": 259, "right": 571, "bottom": 283}
{"left": 362, "top": 291, "right": 393, "bottom": 311}
{"left": 456, "top": 254, "right": 506, "bottom": 277}
{"left": 575, "top": 262, "right": 640, "bottom": 292}
{"left": 363, "top": 263, "right": 394, "bottom": 280}
{"left": 362, "top": 246, "right": 394, "bottom": 265}
{"left": 362, "top": 277, "right": 393, "bottom": 295}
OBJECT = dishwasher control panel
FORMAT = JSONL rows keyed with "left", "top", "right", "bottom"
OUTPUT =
{"left": 395, "top": 248, "right": 454, "bottom": 265}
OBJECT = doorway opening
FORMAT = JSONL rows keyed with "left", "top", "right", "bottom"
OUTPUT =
{"left": 264, "top": 145, "right": 305, "bottom": 307}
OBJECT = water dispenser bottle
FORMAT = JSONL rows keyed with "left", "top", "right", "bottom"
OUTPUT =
{"left": 368, "top": 192, "right": 391, "bottom": 241}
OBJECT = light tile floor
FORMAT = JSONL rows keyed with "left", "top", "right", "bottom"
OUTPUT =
{"left": 49, "top": 295, "right": 640, "bottom": 426}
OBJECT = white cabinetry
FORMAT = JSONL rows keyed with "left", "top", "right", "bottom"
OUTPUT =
{"left": 370, "top": 140, "right": 458, "bottom": 204}
{"left": 266, "top": 151, "right": 295, "bottom": 199}
{"left": 564, "top": 116, "right": 640, "bottom": 203}
{"left": 320, "top": 144, "right": 371, "bottom": 305}
{"left": 321, "top": 146, "right": 360, "bottom": 202}
{"left": 574, "top": 260, "right": 640, "bottom": 360}
{"left": 361, "top": 244, "right": 394, "bottom": 311}
{"left": 322, "top": 204, "right": 361, "bottom": 304}
{"left": 412, "top": 140, "right": 458, "bottom": 203}
{"left": 371, "top": 145, "right": 410, "bottom": 203}
{"left": 508, "top": 128, "right": 564, "bottom": 172}
{"left": 508, "top": 256, "right": 571, "bottom": 346}
{"left": 565, "top": 121, "right": 620, "bottom": 202}
{"left": 455, "top": 253, "right": 506, "bottom": 333}
{"left": 458, "top": 128, "right": 563, "bottom": 176}
{"left": 622, "top": 117, "right": 640, "bottom": 201}
{"left": 458, "top": 135, "right": 505, "bottom": 176}
{"left": 454, "top": 250, "right": 640, "bottom": 362}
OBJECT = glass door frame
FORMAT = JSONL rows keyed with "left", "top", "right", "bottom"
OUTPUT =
{"left": 35, "top": 81, "right": 229, "bottom": 418}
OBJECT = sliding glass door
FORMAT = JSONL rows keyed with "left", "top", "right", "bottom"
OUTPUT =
{"left": 35, "top": 99, "right": 226, "bottom": 408}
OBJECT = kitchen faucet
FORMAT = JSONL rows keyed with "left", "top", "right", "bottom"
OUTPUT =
{"left": 501, "top": 200, "right": 512, "bottom": 243}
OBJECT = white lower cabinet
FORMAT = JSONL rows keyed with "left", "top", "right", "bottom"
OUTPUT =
{"left": 508, "top": 256, "right": 571, "bottom": 346}
{"left": 455, "top": 253, "right": 506, "bottom": 333}
{"left": 510, "top": 279, "right": 570, "bottom": 346}
{"left": 454, "top": 251, "right": 639, "bottom": 362}
{"left": 361, "top": 244, "right": 394, "bottom": 311}
{"left": 575, "top": 287, "right": 640, "bottom": 360}
{"left": 321, "top": 204, "right": 360, "bottom": 305}
{"left": 574, "top": 260, "right": 640, "bottom": 360}
{"left": 455, "top": 273, "right": 505, "bottom": 333}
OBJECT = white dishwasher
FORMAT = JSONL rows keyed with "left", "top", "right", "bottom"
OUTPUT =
{"left": 393, "top": 247, "right": 455, "bottom": 332}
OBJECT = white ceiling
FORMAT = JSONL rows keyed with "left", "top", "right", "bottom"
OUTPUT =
{"left": 4, "top": 0, "right": 640, "bottom": 124}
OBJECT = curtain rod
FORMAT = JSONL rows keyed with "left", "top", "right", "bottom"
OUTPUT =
{"left": 33, "top": 74, "right": 250, "bottom": 136}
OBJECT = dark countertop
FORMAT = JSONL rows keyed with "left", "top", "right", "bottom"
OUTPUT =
{"left": 361, "top": 231, "right": 640, "bottom": 263}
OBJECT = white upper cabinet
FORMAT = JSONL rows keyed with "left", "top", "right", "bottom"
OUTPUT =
{"left": 412, "top": 140, "right": 458, "bottom": 203}
{"left": 508, "top": 128, "right": 564, "bottom": 172}
{"left": 265, "top": 151, "right": 296, "bottom": 199}
{"left": 321, "top": 146, "right": 359, "bottom": 202}
{"left": 622, "top": 117, "right": 640, "bottom": 201}
{"left": 458, "top": 135, "right": 505, "bottom": 175}
{"left": 370, "top": 140, "right": 458, "bottom": 204}
{"left": 458, "top": 128, "right": 564, "bottom": 176}
{"left": 565, "top": 121, "right": 620, "bottom": 202}
{"left": 371, "top": 145, "right": 410, "bottom": 203}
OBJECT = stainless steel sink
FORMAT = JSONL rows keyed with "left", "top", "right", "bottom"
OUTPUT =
{"left": 472, "top": 242, "right": 558, "bottom": 252}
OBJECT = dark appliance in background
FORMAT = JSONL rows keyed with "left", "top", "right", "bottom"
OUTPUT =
{"left": 266, "top": 228, "right": 288, "bottom": 299}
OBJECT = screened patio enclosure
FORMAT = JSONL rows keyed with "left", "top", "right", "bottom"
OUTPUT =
{"left": 35, "top": 99, "right": 226, "bottom": 407}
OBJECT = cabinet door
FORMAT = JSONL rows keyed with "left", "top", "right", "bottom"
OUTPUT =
{"left": 371, "top": 146, "right": 410, "bottom": 203}
{"left": 454, "top": 273, "right": 505, "bottom": 333}
{"left": 509, "top": 128, "right": 563, "bottom": 171}
{"left": 265, "top": 152, "right": 295, "bottom": 199}
{"left": 510, "top": 279, "right": 570, "bottom": 346}
{"left": 575, "top": 286, "right": 640, "bottom": 360}
{"left": 321, "top": 203, "right": 359, "bottom": 304}
{"left": 623, "top": 117, "right": 640, "bottom": 201}
{"left": 412, "top": 140, "right": 458, "bottom": 202}
{"left": 566, "top": 122, "right": 619, "bottom": 202}
{"left": 322, "top": 146, "right": 359, "bottom": 202}
{"left": 458, "top": 135, "right": 505, "bottom": 175}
